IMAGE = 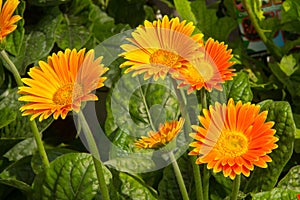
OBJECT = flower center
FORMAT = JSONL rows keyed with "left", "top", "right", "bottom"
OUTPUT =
{"left": 216, "top": 131, "right": 248, "bottom": 157}
{"left": 53, "top": 83, "right": 83, "bottom": 105}
{"left": 149, "top": 50, "right": 179, "bottom": 68}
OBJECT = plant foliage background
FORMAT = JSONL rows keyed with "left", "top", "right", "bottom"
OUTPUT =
{"left": 0, "top": 0, "right": 299, "bottom": 199}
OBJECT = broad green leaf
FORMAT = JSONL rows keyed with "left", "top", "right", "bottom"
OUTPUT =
{"left": 0, "top": 156, "right": 34, "bottom": 193}
{"left": 209, "top": 71, "right": 253, "bottom": 105}
{"left": 27, "top": 0, "right": 70, "bottom": 6}
{"left": 0, "top": 107, "right": 17, "bottom": 129}
{"left": 279, "top": 55, "right": 298, "bottom": 76}
{"left": 210, "top": 172, "right": 232, "bottom": 200}
{"left": 4, "top": 7, "right": 63, "bottom": 75}
{"left": 116, "top": 172, "right": 157, "bottom": 200}
{"left": 107, "top": 0, "right": 147, "bottom": 27}
{"left": 277, "top": 165, "right": 300, "bottom": 192}
{"left": 191, "top": 0, "right": 237, "bottom": 41}
{"left": 158, "top": 155, "right": 195, "bottom": 200}
{"left": 3, "top": 138, "right": 36, "bottom": 162}
{"left": 5, "top": 0, "right": 25, "bottom": 56}
{"left": 32, "top": 153, "right": 112, "bottom": 200}
{"left": 0, "top": 89, "right": 53, "bottom": 139}
{"left": 244, "top": 100, "right": 295, "bottom": 193}
{"left": 252, "top": 188, "right": 299, "bottom": 200}
{"left": 0, "top": 64, "right": 4, "bottom": 88}
{"left": 281, "top": 0, "right": 300, "bottom": 33}
{"left": 31, "top": 148, "right": 76, "bottom": 174}
{"left": 174, "top": 0, "right": 196, "bottom": 24}
{"left": 90, "top": 4, "right": 130, "bottom": 43}
{"left": 55, "top": 0, "right": 93, "bottom": 49}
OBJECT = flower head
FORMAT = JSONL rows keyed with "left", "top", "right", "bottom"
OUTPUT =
{"left": 189, "top": 99, "right": 278, "bottom": 179}
{"left": 18, "top": 48, "right": 108, "bottom": 121}
{"left": 177, "top": 38, "right": 235, "bottom": 93}
{"left": 120, "top": 15, "right": 203, "bottom": 81}
{"left": 0, "top": 0, "right": 22, "bottom": 41}
{"left": 135, "top": 118, "right": 185, "bottom": 149}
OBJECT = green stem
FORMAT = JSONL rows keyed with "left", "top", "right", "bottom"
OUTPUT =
{"left": 1, "top": 50, "right": 23, "bottom": 86}
{"left": 139, "top": 87, "right": 156, "bottom": 131}
{"left": 170, "top": 152, "right": 190, "bottom": 200}
{"left": 78, "top": 111, "right": 110, "bottom": 200}
{"left": 242, "top": 0, "right": 282, "bottom": 61}
{"left": 172, "top": 79, "right": 204, "bottom": 200}
{"left": 1, "top": 50, "right": 50, "bottom": 168}
{"left": 190, "top": 156, "right": 204, "bottom": 200}
{"left": 200, "top": 89, "right": 210, "bottom": 200}
{"left": 231, "top": 175, "right": 241, "bottom": 200}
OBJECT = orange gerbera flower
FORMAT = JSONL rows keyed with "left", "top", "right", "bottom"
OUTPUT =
{"left": 120, "top": 15, "right": 203, "bottom": 81}
{"left": 0, "top": 0, "right": 22, "bottom": 41}
{"left": 135, "top": 118, "right": 185, "bottom": 149}
{"left": 177, "top": 38, "right": 235, "bottom": 93}
{"left": 189, "top": 99, "right": 278, "bottom": 179}
{"left": 18, "top": 48, "right": 108, "bottom": 121}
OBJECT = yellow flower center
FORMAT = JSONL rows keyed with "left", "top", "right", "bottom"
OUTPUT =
{"left": 216, "top": 131, "right": 248, "bottom": 157}
{"left": 195, "top": 61, "right": 214, "bottom": 82}
{"left": 149, "top": 50, "right": 179, "bottom": 68}
{"left": 53, "top": 83, "right": 83, "bottom": 105}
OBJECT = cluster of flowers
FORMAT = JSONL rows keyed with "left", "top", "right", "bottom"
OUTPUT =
{"left": 4, "top": 0, "right": 278, "bottom": 180}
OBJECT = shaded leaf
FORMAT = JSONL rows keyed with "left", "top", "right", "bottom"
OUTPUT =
{"left": 0, "top": 107, "right": 17, "bottom": 129}
{"left": 277, "top": 165, "right": 300, "bottom": 192}
{"left": 252, "top": 188, "right": 299, "bottom": 200}
{"left": 32, "top": 153, "right": 112, "bottom": 200}
{"left": 3, "top": 138, "right": 36, "bottom": 162}
{"left": 27, "top": 0, "right": 70, "bottom": 6}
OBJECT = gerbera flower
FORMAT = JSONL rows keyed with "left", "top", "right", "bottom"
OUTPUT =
{"left": 0, "top": 0, "right": 22, "bottom": 41}
{"left": 120, "top": 15, "right": 203, "bottom": 81}
{"left": 177, "top": 38, "right": 235, "bottom": 93}
{"left": 189, "top": 99, "right": 278, "bottom": 179}
{"left": 135, "top": 118, "right": 185, "bottom": 149}
{"left": 18, "top": 48, "right": 108, "bottom": 121}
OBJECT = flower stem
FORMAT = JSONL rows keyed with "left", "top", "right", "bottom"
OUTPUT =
{"left": 170, "top": 152, "right": 190, "bottom": 200}
{"left": 0, "top": 50, "right": 50, "bottom": 168}
{"left": 171, "top": 79, "right": 204, "bottom": 200}
{"left": 241, "top": 0, "right": 282, "bottom": 61}
{"left": 78, "top": 111, "right": 110, "bottom": 200}
{"left": 200, "top": 89, "right": 210, "bottom": 200}
{"left": 231, "top": 175, "right": 241, "bottom": 200}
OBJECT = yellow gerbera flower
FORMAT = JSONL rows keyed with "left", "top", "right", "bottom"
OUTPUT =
{"left": 120, "top": 15, "right": 203, "bottom": 81}
{"left": 189, "top": 99, "right": 278, "bottom": 179}
{"left": 177, "top": 38, "right": 235, "bottom": 93}
{"left": 0, "top": 0, "right": 22, "bottom": 41}
{"left": 135, "top": 118, "right": 185, "bottom": 149}
{"left": 18, "top": 48, "right": 108, "bottom": 121}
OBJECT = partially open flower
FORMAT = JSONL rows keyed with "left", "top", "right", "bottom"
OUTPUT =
{"left": 18, "top": 48, "right": 108, "bottom": 121}
{"left": 189, "top": 99, "right": 278, "bottom": 179}
{"left": 135, "top": 118, "right": 185, "bottom": 149}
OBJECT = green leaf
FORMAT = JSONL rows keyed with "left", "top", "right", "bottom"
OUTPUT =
{"left": 281, "top": 0, "right": 300, "bottom": 33}
{"left": 244, "top": 100, "right": 295, "bottom": 193}
{"left": 31, "top": 148, "right": 76, "bottom": 174}
{"left": 252, "top": 188, "right": 299, "bottom": 200}
{"left": 251, "top": 0, "right": 265, "bottom": 21}
{"left": 0, "top": 89, "right": 53, "bottom": 140}
{"left": 191, "top": 0, "right": 237, "bottom": 41}
{"left": 279, "top": 55, "right": 298, "bottom": 76}
{"left": 174, "top": 0, "right": 196, "bottom": 24}
{"left": 277, "top": 165, "right": 300, "bottom": 192}
{"left": 209, "top": 71, "right": 253, "bottom": 105}
{"left": 0, "top": 107, "right": 17, "bottom": 129}
{"left": 32, "top": 153, "right": 112, "bottom": 200}
{"left": 0, "top": 156, "right": 34, "bottom": 193}
{"left": 107, "top": 0, "right": 147, "bottom": 27}
{"left": 116, "top": 172, "right": 157, "bottom": 200}
{"left": 5, "top": 0, "right": 25, "bottom": 56}
{"left": 4, "top": 6, "right": 63, "bottom": 75}
{"left": 3, "top": 138, "right": 36, "bottom": 162}
{"left": 55, "top": 0, "right": 93, "bottom": 49}
{"left": 158, "top": 155, "right": 195, "bottom": 200}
